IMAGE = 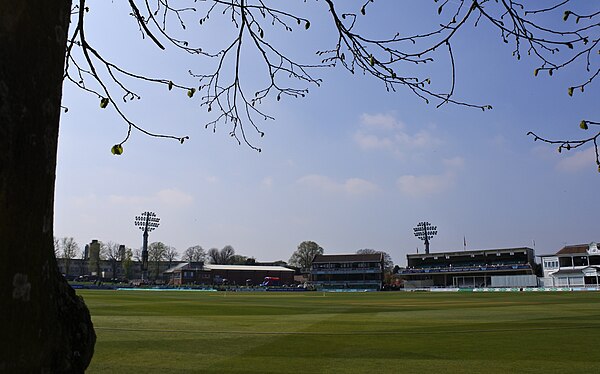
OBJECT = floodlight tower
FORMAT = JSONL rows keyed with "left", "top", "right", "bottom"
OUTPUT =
{"left": 134, "top": 211, "right": 160, "bottom": 280}
{"left": 413, "top": 221, "right": 437, "bottom": 254}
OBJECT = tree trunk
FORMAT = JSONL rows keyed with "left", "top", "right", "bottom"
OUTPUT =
{"left": 0, "top": 1, "right": 96, "bottom": 372}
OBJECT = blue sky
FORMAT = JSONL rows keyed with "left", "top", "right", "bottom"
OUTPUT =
{"left": 55, "top": 1, "right": 599, "bottom": 265}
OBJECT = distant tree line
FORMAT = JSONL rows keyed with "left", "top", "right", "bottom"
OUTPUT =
{"left": 54, "top": 237, "right": 396, "bottom": 278}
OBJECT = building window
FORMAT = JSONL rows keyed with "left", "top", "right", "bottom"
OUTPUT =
{"left": 573, "top": 256, "right": 588, "bottom": 267}
{"left": 559, "top": 257, "right": 572, "bottom": 267}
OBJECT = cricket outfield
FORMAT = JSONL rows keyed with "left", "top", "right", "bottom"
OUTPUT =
{"left": 79, "top": 289, "right": 600, "bottom": 373}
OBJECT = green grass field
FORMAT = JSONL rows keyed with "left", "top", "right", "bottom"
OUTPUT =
{"left": 79, "top": 290, "right": 600, "bottom": 373}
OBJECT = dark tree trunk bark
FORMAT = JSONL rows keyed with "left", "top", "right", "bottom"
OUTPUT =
{"left": 0, "top": 1, "right": 96, "bottom": 372}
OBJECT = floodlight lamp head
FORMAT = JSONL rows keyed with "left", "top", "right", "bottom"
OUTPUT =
{"left": 134, "top": 211, "right": 160, "bottom": 232}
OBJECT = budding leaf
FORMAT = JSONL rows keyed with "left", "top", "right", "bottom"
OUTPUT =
{"left": 100, "top": 98, "right": 109, "bottom": 109}
{"left": 111, "top": 144, "right": 123, "bottom": 155}
{"left": 187, "top": 88, "right": 195, "bottom": 98}
{"left": 369, "top": 55, "right": 375, "bottom": 67}
{"left": 534, "top": 68, "right": 539, "bottom": 77}
{"left": 563, "top": 11, "right": 570, "bottom": 21}
{"left": 568, "top": 87, "right": 574, "bottom": 96}
{"left": 305, "top": 21, "right": 310, "bottom": 30}
{"left": 168, "top": 81, "right": 173, "bottom": 91}
{"left": 580, "top": 120, "right": 588, "bottom": 130}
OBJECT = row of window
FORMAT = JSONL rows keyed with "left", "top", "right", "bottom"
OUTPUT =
{"left": 313, "top": 273, "right": 382, "bottom": 281}
{"left": 544, "top": 256, "right": 600, "bottom": 269}
{"left": 313, "top": 262, "right": 381, "bottom": 269}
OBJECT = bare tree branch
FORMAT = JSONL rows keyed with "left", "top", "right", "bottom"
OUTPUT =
{"left": 63, "top": 0, "right": 598, "bottom": 169}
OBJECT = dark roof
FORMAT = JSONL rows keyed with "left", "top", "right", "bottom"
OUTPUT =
{"left": 556, "top": 244, "right": 589, "bottom": 255}
{"left": 312, "top": 253, "right": 383, "bottom": 263}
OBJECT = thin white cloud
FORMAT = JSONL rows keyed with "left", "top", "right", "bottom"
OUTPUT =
{"left": 205, "top": 176, "right": 219, "bottom": 184}
{"left": 354, "top": 132, "right": 394, "bottom": 151}
{"left": 396, "top": 157, "right": 464, "bottom": 197}
{"left": 261, "top": 176, "right": 274, "bottom": 189}
{"left": 556, "top": 147, "right": 596, "bottom": 173}
{"left": 108, "top": 195, "right": 148, "bottom": 205}
{"left": 531, "top": 144, "right": 555, "bottom": 160}
{"left": 71, "top": 193, "right": 99, "bottom": 207}
{"left": 360, "top": 113, "right": 402, "bottom": 130}
{"left": 344, "top": 178, "right": 380, "bottom": 195}
{"left": 443, "top": 156, "right": 465, "bottom": 169}
{"left": 297, "top": 174, "right": 379, "bottom": 196}
{"left": 397, "top": 173, "right": 455, "bottom": 197}
{"left": 355, "top": 112, "right": 440, "bottom": 155}
{"left": 108, "top": 188, "right": 193, "bottom": 207}
{"left": 156, "top": 188, "right": 194, "bottom": 205}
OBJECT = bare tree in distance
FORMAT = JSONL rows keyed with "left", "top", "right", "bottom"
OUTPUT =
{"left": 207, "top": 248, "right": 220, "bottom": 264}
{"left": 208, "top": 245, "right": 236, "bottom": 264}
{"left": 133, "top": 247, "right": 143, "bottom": 263}
{"left": 183, "top": 245, "right": 207, "bottom": 263}
{"left": 221, "top": 245, "right": 236, "bottom": 264}
{"left": 53, "top": 237, "right": 61, "bottom": 258}
{"left": 289, "top": 241, "right": 324, "bottom": 271}
{"left": 60, "top": 237, "right": 80, "bottom": 276}
{"left": 2, "top": 0, "right": 598, "bottom": 371}
{"left": 164, "top": 246, "right": 179, "bottom": 269}
{"left": 148, "top": 242, "right": 167, "bottom": 280}
{"left": 103, "top": 241, "right": 121, "bottom": 279}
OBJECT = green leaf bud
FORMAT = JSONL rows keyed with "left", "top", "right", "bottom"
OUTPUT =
{"left": 111, "top": 144, "right": 123, "bottom": 155}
